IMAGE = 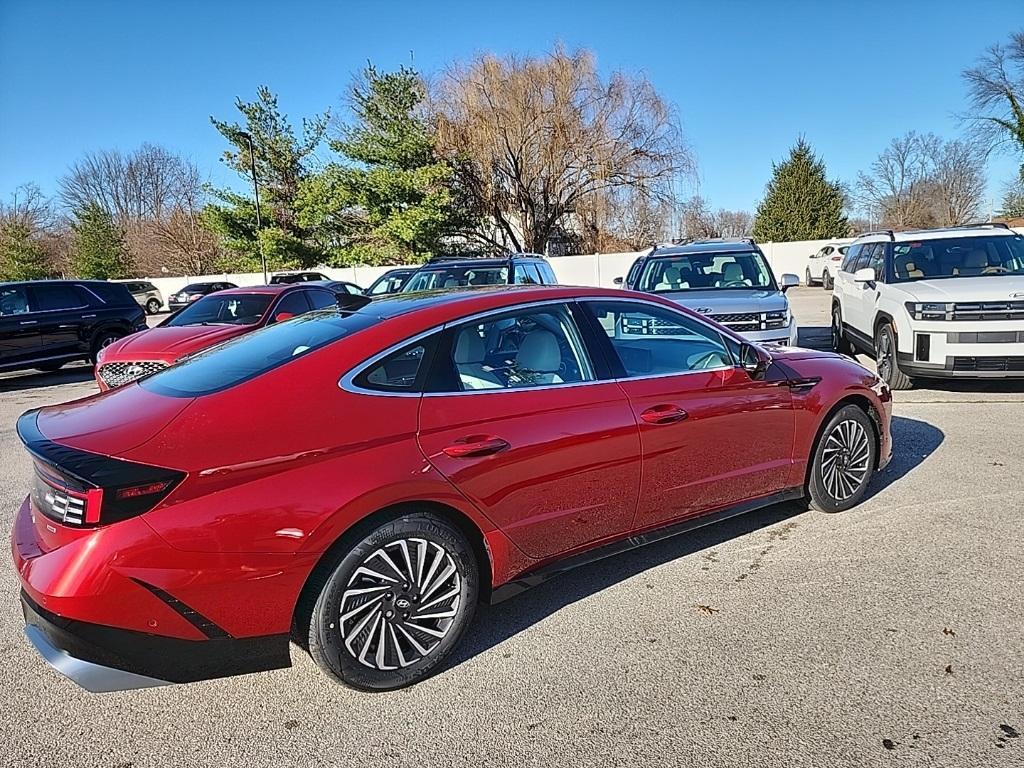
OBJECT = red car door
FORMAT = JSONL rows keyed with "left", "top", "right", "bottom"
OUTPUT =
{"left": 580, "top": 299, "right": 795, "bottom": 532}
{"left": 417, "top": 303, "right": 641, "bottom": 560}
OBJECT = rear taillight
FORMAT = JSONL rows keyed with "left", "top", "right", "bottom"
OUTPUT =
{"left": 20, "top": 410, "right": 184, "bottom": 529}
{"left": 831, "top": 255, "right": 842, "bottom": 261}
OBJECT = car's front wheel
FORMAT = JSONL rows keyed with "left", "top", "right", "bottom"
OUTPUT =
{"left": 90, "top": 330, "right": 122, "bottom": 364}
{"left": 874, "top": 323, "right": 914, "bottom": 390}
{"left": 307, "top": 512, "right": 479, "bottom": 691}
{"left": 808, "top": 404, "right": 878, "bottom": 513}
{"left": 145, "top": 298, "right": 161, "bottom": 315}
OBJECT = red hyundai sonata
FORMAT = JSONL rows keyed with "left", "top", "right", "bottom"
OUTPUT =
{"left": 12, "top": 285, "right": 892, "bottom": 692}
{"left": 95, "top": 283, "right": 342, "bottom": 390}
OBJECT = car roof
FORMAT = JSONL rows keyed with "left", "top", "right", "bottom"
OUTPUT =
{"left": 854, "top": 223, "right": 1019, "bottom": 243}
{"left": 213, "top": 284, "right": 314, "bottom": 296}
{"left": 649, "top": 240, "right": 760, "bottom": 257}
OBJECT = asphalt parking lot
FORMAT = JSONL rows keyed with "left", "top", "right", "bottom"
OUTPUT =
{"left": 0, "top": 288, "right": 1021, "bottom": 767}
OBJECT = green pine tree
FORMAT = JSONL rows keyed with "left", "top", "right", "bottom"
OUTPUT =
{"left": 296, "top": 65, "right": 473, "bottom": 265}
{"left": 0, "top": 221, "right": 51, "bottom": 280}
{"left": 71, "top": 203, "right": 130, "bottom": 279}
{"left": 752, "top": 138, "right": 849, "bottom": 242}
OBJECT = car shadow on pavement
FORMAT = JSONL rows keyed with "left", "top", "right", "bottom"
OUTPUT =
{"left": 0, "top": 364, "right": 95, "bottom": 393}
{"left": 449, "top": 414, "right": 943, "bottom": 671}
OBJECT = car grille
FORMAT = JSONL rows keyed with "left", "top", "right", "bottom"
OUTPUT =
{"left": 950, "top": 301, "right": 1024, "bottom": 321}
{"left": 97, "top": 361, "right": 168, "bottom": 388}
{"left": 707, "top": 312, "right": 761, "bottom": 332}
{"left": 951, "top": 356, "right": 1024, "bottom": 372}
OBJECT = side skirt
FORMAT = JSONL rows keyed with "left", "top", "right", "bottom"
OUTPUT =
{"left": 489, "top": 487, "right": 805, "bottom": 604}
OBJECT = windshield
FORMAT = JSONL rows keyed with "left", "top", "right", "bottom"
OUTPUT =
{"left": 142, "top": 310, "right": 382, "bottom": 397}
{"left": 166, "top": 294, "right": 272, "bottom": 326}
{"left": 892, "top": 234, "right": 1024, "bottom": 282}
{"left": 637, "top": 251, "right": 776, "bottom": 292}
{"left": 403, "top": 265, "right": 509, "bottom": 292}
{"left": 367, "top": 271, "right": 412, "bottom": 295}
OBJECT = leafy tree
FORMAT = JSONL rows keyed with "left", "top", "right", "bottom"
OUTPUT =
{"left": 297, "top": 65, "right": 473, "bottom": 265}
{"left": 753, "top": 138, "right": 848, "bottom": 242}
{"left": 70, "top": 203, "right": 130, "bottom": 279}
{"left": 207, "top": 86, "right": 328, "bottom": 270}
{"left": 0, "top": 221, "right": 51, "bottom": 280}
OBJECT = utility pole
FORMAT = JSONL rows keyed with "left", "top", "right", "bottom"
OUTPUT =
{"left": 238, "top": 131, "right": 268, "bottom": 283}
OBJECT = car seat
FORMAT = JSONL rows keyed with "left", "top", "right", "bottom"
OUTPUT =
{"left": 716, "top": 262, "right": 749, "bottom": 287}
{"left": 954, "top": 248, "right": 989, "bottom": 276}
{"left": 454, "top": 329, "right": 502, "bottom": 389}
{"left": 514, "top": 330, "right": 563, "bottom": 385}
{"left": 893, "top": 253, "right": 924, "bottom": 279}
{"left": 655, "top": 267, "right": 688, "bottom": 291}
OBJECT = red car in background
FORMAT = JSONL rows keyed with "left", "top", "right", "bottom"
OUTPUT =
{"left": 13, "top": 285, "right": 892, "bottom": 693}
{"left": 95, "top": 283, "right": 342, "bottom": 390}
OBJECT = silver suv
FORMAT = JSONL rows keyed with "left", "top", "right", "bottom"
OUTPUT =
{"left": 617, "top": 239, "right": 800, "bottom": 345}
{"left": 115, "top": 280, "right": 164, "bottom": 315}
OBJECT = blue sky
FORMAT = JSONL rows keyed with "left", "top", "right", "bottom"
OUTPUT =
{"left": 1, "top": 0, "right": 1020, "bottom": 215}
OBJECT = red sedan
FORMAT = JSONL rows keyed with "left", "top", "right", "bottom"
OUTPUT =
{"left": 94, "top": 283, "right": 341, "bottom": 390}
{"left": 13, "top": 285, "right": 892, "bottom": 692}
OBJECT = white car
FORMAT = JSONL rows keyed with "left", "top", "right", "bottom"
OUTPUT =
{"left": 831, "top": 223, "right": 1024, "bottom": 389}
{"left": 806, "top": 242, "right": 849, "bottom": 289}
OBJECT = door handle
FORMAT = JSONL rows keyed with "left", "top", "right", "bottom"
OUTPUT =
{"left": 442, "top": 435, "right": 511, "bottom": 458}
{"left": 19, "top": 320, "right": 37, "bottom": 325}
{"left": 640, "top": 404, "right": 689, "bottom": 425}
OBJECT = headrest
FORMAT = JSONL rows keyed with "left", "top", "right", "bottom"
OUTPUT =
{"left": 722, "top": 262, "right": 744, "bottom": 281}
{"left": 516, "top": 330, "right": 560, "bottom": 373}
{"left": 664, "top": 267, "right": 681, "bottom": 283}
{"left": 454, "top": 330, "right": 485, "bottom": 364}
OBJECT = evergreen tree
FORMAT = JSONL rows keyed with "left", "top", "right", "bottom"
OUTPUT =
{"left": 0, "top": 221, "right": 51, "bottom": 280}
{"left": 296, "top": 65, "right": 473, "bottom": 265}
{"left": 71, "top": 203, "right": 130, "bottom": 279}
{"left": 752, "top": 138, "right": 849, "bottom": 242}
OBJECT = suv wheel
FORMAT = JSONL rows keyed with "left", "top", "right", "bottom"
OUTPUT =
{"left": 145, "top": 298, "right": 161, "bottom": 315}
{"left": 822, "top": 269, "right": 834, "bottom": 290}
{"left": 874, "top": 324, "right": 913, "bottom": 390}
{"left": 805, "top": 268, "right": 813, "bottom": 286}
{"left": 831, "top": 306, "right": 855, "bottom": 355}
{"left": 808, "top": 404, "right": 877, "bottom": 513}
{"left": 307, "top": 512, "right": 479, "bottom": 691}
{"left": 90, "top": 331, "right": 122, "bottom": 364}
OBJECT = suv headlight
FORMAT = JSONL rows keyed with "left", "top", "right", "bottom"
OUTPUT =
{"left": 765, "top": 309, "right": 790, "bottom": 329}
{"left": 905, "top": 302, "right": 952, "bottom": 321}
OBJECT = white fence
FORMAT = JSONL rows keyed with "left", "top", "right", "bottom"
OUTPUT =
{"left": 142, "top": 237, "right": 861, "bottom": 299}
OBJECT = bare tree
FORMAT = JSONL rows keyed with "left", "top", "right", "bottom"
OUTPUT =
{"left": 715, "top": 209, "right": 753, "bottom": 238}
{"left": 678, "top": 196, "right": 753, "bottom": 240}
{"left": 0, "top": 183, "right": 55, "bottom": 233}
{"left": 432, "top": 47, "right": 693, "bottom": 254}
{"left": 962, "top": 31, "right": 1024, "bottom": 156}
{"left": 856, "top": 132, "right": 986, "bottom": 228}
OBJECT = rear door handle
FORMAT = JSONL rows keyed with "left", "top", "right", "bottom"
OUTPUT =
{"left": 640, "top": 404, "right": 689, "bottom": 425}
{"left": 442, "top": 435, "right": 511, "bottom": 458}
{"left": 19, "top": 320, "right": 37, "bottom": 326}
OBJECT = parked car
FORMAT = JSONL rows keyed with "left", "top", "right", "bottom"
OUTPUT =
{"left": 95, "top": 283, "right": 342, "bottom": 390}
{"left": 617, "top": 239, "right": 800, "bottom": 346}
{"left": 270, "top": 271, "right": 331, "bottom": 284}
{"left": 116, "top": 280, "right": 164, "bottom": 314}
{"left": 401, "top": 252, "right": 557, "bottom": 292}
{"left": 13, "top": 285, "right": 892, "bottom": 693}
{"left": 832, "top": 223, "right": 1024, "bottom": 389}
{"left": 0, "top": 280, "right": 146, "bottom": 375}
{"left": 806, "top": 243, "right": 849, "bottom": 289}
{"left": 365, "top": 267, "right": 416, "bottom": 296}
{"left": 309, "top": 280, "right": 363, "bottom": 295}
{"left": 167, "top": 281, "right": 237, "bottom": 311}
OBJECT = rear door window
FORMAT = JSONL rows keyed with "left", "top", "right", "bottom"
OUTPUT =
{"left": 272, "top": 291, "right": 312, "bottom": 320}
{"left": 31, "top": 284, "right": 87, "bottom": 311}
{"left": 306, "top": 289, "right": 337, "bottom": 310}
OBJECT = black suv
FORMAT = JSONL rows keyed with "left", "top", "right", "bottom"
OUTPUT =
{"left": 0, "top": 280, "right": 147, "bottom": 374}
{"left": 400, "top": 252, "right": 557, "bottom": 292}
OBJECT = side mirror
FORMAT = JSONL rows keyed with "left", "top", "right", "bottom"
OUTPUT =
{"left": 779, "top": 273, "right": 799, "bottom": 293}
{"left": 738, "top": 342, "right": 771, "bottom": 380}
{"left": 854, "top": 267, "right": 876, "bottom": 284}
{"left": 613, "top": 276, "right": 624, "bottom": 286}
{"left": 274, "top": 311, "right": 296, "bottom": 323}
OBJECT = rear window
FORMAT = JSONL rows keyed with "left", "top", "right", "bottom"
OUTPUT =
{"left": 165, "top": 293, "right": 273, "bottom": 326}
{"left": 403, "top": 264, "right": 509, "bottom": 292}
{"left": 141, "top": 311, "right": 382, "bottom": 397}
{"left": 86, "top": 282, "right": 134, "bottom": 305}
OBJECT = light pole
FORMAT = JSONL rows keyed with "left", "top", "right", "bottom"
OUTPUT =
{"left": 238, "top": 131, "right": 268, "bottom": 283}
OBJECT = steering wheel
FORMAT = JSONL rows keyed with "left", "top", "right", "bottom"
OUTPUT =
{"left": 983, "top": 265, "right": 1009, "bottom": 274}
{"left": 721, "top": 280, "right": 749, "bottom": 288}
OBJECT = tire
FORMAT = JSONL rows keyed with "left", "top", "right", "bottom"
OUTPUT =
{"left": 805, "top": 268, "right": 814, "bottom": 286}
{"left": 145, "top": 298, "right": 161, "bottom": 315}
{"left": 307, "top": 511, "right": 479, "bottom": 691}
{"left": 874, "top": 323, "right": 914, "bottom": 390}
{"left": 831, "top": 305, "right": 855, "bottom": 355}
{"left": 35, "top": 362, "right": 65, "bottom": 373}
{"left": 808, "top": 404, "right": 878, "bottom": 513}
{"left": 822, "top": 269, "right": 834, "bottom": 291}
{"left": 90, "top": 330, "right": 122, "bottom": 364}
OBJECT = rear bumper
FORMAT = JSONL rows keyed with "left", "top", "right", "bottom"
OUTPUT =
{"left": 21, "top": 591, "right": 290, "bottom": 692}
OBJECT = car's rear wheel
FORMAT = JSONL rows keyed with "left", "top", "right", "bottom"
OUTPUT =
{"left": 822, "top": 269, "right": 833, "bottom": 290}
{"left": 145, "top": 298, "right": 161, "bottom": 315}
{"left": 307, "top": 512, "right": 479, "bottom": 691}
{"left": 90, "top": 331, "right": 122, "bottom": 364}
{"left": 874, "top": 323, "right": 914, "bottom": 390}
{"left": 808, "top": 404, "right": 877, "bottom": 513}
{"left": 805, "top": 268, "right": 814, "bottom": 286}
{"left": 832, "top": 306, "right": 855, "bottom": 355}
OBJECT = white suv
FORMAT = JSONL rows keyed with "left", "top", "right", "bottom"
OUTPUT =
{"left": 831, "top": 223, "right": 1024, "bottom": 389}
{"left": 806, "top": 242, "right": 849, "bottom": 289}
